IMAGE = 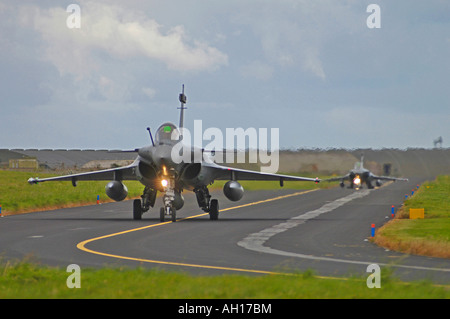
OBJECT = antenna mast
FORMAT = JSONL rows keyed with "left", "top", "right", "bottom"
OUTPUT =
{"left": 178, "top": 84, "right": 187, "bottom": 129}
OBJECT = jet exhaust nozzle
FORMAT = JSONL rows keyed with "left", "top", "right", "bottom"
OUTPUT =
{"left": 223, "top": 180, "right": 244, "bottom": 201}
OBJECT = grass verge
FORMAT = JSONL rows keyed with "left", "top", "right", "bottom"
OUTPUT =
{"left": 374, "top": 175, "right": 450, "bottom": 258}
{"left": 0, "top": 170, "right": 144, "bottom": 215}
{"left": 0, "top": 169, "right": 330, "bottom": 215}
{"left": 0, "top": 258, "right": 448, "bottom": 298}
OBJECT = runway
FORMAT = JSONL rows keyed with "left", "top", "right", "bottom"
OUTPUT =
{"left": 1, "top": 177, "right": 449, "bottom": 284}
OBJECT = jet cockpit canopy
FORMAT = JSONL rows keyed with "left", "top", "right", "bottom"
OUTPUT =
{"left": 155, "top": 122, "right": 181, "bottom": 145}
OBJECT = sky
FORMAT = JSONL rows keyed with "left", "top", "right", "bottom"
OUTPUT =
{"left": 0, "top": 0, "right": 449, "bottom": 150}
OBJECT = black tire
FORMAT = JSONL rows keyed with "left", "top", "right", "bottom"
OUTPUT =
{"left": 171, "top": 207, "right": 177, "bottom": 222}
{"left": 133, "top": 199, "right": 142, "bottom": 220}
{"left": 160, "top": 207, "right": 165, "bottom": 222}
{"left": 209, "top": 199, "right": 219, "bottom": 220}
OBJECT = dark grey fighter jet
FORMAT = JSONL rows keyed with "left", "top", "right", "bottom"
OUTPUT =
{"left": 28, "top": 86, "right": 319, "bottom": 221}
{"left": 324, "top": 155, "right": 407, "bottom": 189}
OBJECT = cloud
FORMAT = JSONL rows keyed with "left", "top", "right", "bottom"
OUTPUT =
{"left": 141, "top": 87, "right": 157, "bottom": 99}
{"left": 1, "top": 0, "right": 448, "bottom": 150}
{"left": 98, "top": 76, "right": 130, "bottom": 101}
{"left": 303, "top": 47, "right": 326, "bottom": 80}
{"left": 230, "top": 0, "right": 366, "bottom": 80}
{"left": 240, "top": 60, "right": 274, "bottom": 81}
{"left": 20, "top": 1, "right": 228, "bottom": 78}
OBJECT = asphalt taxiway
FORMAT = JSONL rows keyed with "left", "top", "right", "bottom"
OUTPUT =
{"left": 0, "top": 177, "right": 449, "bottom": 284}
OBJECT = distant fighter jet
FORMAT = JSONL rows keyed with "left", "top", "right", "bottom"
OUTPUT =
{"left": 324, "top": 155, "right": 408, "bottom": 189}
{"left": 28, "top": 86, "right": 319, "bottom": 221}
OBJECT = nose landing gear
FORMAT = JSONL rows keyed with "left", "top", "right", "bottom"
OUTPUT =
{"left": 159, "top": 206, "right": 176, "bottom": 222}
{"left": 160, "top": 178, "right": 177, "bottom": 222}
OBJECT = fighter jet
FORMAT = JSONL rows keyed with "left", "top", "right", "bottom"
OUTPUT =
{"left": 28, "top": 86, "right": 319, "bottom": 221}
{"left": 324, "top": 154, "right": 407, "bottom": 189}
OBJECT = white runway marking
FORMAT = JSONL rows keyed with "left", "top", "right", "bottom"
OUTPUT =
{"left": 237, "top": 190, "right": 450, "bottom": 273}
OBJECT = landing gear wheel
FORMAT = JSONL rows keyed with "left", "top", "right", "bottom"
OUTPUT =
{"left": 209, "top": 199, "right": 219, "bottom": 220}
{"left": 160, "top": 206, "right": 176, "bottom": 222}
{"left": 133, "top": 199, "right": 142, "bottom": 220}
{"left": 171, "top": 207, "right": 177, "bottom": 222}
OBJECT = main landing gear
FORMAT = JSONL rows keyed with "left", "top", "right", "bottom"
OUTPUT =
{"left": 133, "top": 186, "right": 156, "bottom": 220}
{"left": 133, "top": 184, "right": 219, "bottom": 222}
{"left": 194, "top": 186, "right": 219, "bottom": 220}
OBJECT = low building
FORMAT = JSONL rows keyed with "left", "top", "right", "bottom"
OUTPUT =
{"left": 9, "top": 158, "right": 38, "bottom": 169}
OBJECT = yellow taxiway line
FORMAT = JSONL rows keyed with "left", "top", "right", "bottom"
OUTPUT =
{"left": 76, "top": 189, "right": 319, "bottom": 276}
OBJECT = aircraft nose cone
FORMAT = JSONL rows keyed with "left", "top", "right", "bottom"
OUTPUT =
{"left": 153, "top": 146, "right": 176, "bottom": 168}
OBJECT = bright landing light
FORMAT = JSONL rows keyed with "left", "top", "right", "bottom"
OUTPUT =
{"left": 161, "top": 179, "right": 168, "bottom": 187}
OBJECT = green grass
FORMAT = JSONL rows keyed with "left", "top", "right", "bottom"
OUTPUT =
{"left": 0, "top": 170, "right": 144, "bottom": 214}
{"left": 374, "top": 175, "right": 450, "bottom": 258}
{"left": 403, "top": 175, "right": 450, "bottom": 219}
{"left": 0, "top": 259, "right": 448, "bottom": 298}
{"left": 0, "top": 169, "right": 327, "bottom": 215}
